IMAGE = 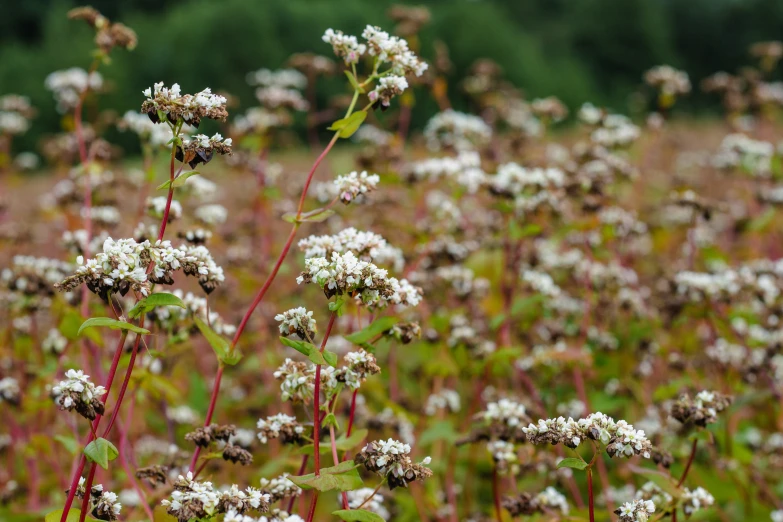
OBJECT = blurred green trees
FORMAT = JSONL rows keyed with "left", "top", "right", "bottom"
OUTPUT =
{"left": 1, "top": 0, "right": 781, "bottom": 152}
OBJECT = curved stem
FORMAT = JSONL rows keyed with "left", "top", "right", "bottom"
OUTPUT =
{"left": 295, "top": 133, "right": 339, "bottom": 219}
{"left": 188, "top": 364, "right": 225, "bottom": 473}
{"left": 330, "top": 424, "right": 349, "bottom": 509}
{"left": 356, "top": 479, "right": 385, "bottom": 510}
{"left": 60, "top": 331, "right": 128, "bottom": 522}
{"left": 677, "top": 438, "right": 698, "bottom": 487}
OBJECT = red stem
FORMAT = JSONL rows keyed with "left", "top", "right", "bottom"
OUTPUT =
{"left": 60, "top": 331, "right": 127, "bottom": 522}
{"left": 188, "top": 364, "right": 225, "bottom": 473}
{"left": 330, "top": 424, "right": 349, "bottom": 509}
{"left": 312, "top": 312, "right": 338, "bottom": 475}
{"left": 79, "top": 321, "right": 145, "bottom": 522}
{"left": 156, "top": 149, "right": 176, "bottom": 241}
{"left": 346, "top": 390, "right": 358, "bottom": 437}
{"left": 587, "top": 467, "right": 595, "bottom": 522}
{"left": 287, "top": 455, "right": 309, "bottom": 513}
{"left": 296, "top": 134, "right": 338, "bottom": 219}
{"left": 677, "top": 438, "right": 698, "bottom": 487}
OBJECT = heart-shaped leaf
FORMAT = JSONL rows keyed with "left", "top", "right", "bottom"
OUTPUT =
{"left": 84, "top": 437, "right": 119, "bottom": 470}
{"left": 196, "top": 317, "right": 242, "bottom": 365}
{"left": 344, "top": 317, "right": 398, "bottom": 345}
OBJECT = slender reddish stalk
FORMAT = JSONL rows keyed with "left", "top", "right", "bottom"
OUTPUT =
{"left": 60, "top": 331, "right": 128, "bottom": 522}
{"left": 346, "top": 390, "right": 358, "bottom": 436}
{"left": 312, "top": 312, "right": 338, "bottom": 474}
{"left": 304, "top": 312, "right": 338, "bottom": 521}
{"left": 330, "top": 424, "right": 349, "bottom": 509}
{"left": 587, "top": 467, "right": 595, "bottom": 522}
{"left": 296, "top": 134, "right": 339, "bottom": 219}
{"left": 492, "top": 467, "right": 502, "bottom": 522}
{"left": 287, "top": 455, "right": 309, "bottom": 513}
{"left": 677, "top": 438, "right": 698, "bottom": 487}
{"left": 79, "top": 321, "right": 145, "bottom": 522}
{"left": 189, "top": 364, "right": 225, "bottom": 473}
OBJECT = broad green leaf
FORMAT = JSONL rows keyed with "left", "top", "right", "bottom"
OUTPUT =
{"left": 332, "top": 509, "right": 385, "bottom": 522}
{"left": 60, "top": 311, "right": 102, "bottom": 344}
{"left": 195, "top": 317, "right": 242, "bottom": 365}
{"left": 282, "top": 207, "right": 335, "bottom": 224}
{"left": 323, "top": 349, "right": 338, "bottom": 367}
{"left": 345, "top": 317, "right": 398, "bottom": 345}
{"left": 54, "top": 434, "right": 80, "bottom": 455}
{"left": 337, "top": 110, "right": 366, "bottom": 138}
{"left": 280, "top": 336, "right": 317, "bottom": 356}
{"left": 156, "top": 170, "right": 201, "bottom": 190}
{"left": 288, "top": 460, "right": 363, "bottom": 492}
{"left": 128, "top": 293, "right": 186, "bottom": 319}
{"left": 556, "top": 457, "right": 588, "bottom": 470}
{"left": 84, "top": 437, "right": 119, "bottom": 470}
{"left": 329, "top": 111, "right": 367, "bottom": 138}
{"left": 78, "top": 317, "right": 150, "bottom": 336}
{"left": 298, "top": 428, "right": 369, "bottom": 456}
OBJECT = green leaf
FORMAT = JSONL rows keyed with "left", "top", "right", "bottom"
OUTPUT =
{"left": 78, "top": 317, "right": 150, "bottom": 336}
{"left": 157, "top": 170, "right": 201, "bottom": 190}
{"left": 128, "top": 293, "right": 186, "bottom": 319}
{"left": 282, "top": 207, "right": 335, "bottom": 224}
{"left": 298, "top": 428, "right": 369, "bottom": 456}
{"left": 343, "top": 71, "right": 366, "bottom": 94}
{"left": 83, "top": 437, "right": 119, "bottom": 470}
{"left": 345, "top": 317, "right": 398, "bottom": 345}
{"left": 45, "top": 509, "right": 98, "bottom": 522}
{"left": 329, "top": 111, "right": 367, "bottom": 138}
{"left": 288, "top": 460, "right": 363, "bottom": 492}
{"left": 556, "top": 457, "right": 588, "bottom": 471}
{"left": 332, "top": 509, "right": 385, "bottom": 522}
{"left": 323, "top": 349, "right": 338, "bottom": 367}
{"left": 54, "top": 434, "right": 80, "bottom": 455}
{"left": 323, "top": 413, "right": 339, "bottom": 429}
{"left": 195, "top": 317, "right": 242, "bottom": 365}
{"left": 280, "top": 336, "right": 318, "bottom": 356}
{"left": 329, "top": 297, "right": 346, "bottom": 316}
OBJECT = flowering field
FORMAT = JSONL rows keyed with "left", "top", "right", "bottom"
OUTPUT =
{"left": 3, "top": 6, "right": 783, "bottom": 522}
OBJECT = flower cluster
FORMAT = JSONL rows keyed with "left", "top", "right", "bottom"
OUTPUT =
{"left": 68, "top": 6, "right": 137, "bottom": 53}
{"left": 337, "top": 349, "right": 382, "bottom": 389}
{"left": 71, "top": 477, "right": 123, "bottom": 521}
{"left": 274, "top": 359, "right": 314, "bottom": 403}
{"left": 44, "top": 68, "right": 103, "bottom": 113}
{"left": 487, "top": 440, "right": 520, "bottom": 475}
{"left": 522, "top": 412, "right": 653, "bottom": 458}
{"left": 256, "top": 414, "right": 306, "bottom": 445}
{"left": 297, "top": 251, "right": 421, "bottom": 309}
{"left": 355, "top": 439, "right": 433, "bottom": 489}
{"left": 424, "top": 389, "right": 461, "bottom": 415}
{"left": 161, "top": 472, "right": 269, "bottom": 522}
{"left": 147, "top": 196, "right": 182, "bottom": 222}
{"left": 671, "top": 390, "right": 732, "bottom": 427}
{"left": 681, "top": 487, "right": 715, "bottom": 517}
{"left": 472, "top": 398, "right": 531, "bottom": 442}
{"left": 615, "top": 499, "right": 656, "bottom": 522}
{"left": 334, "top": 171, "right": 380, "bottom": 204}
{"left": 52, "top": 369, "right": 106, "bottom": 420}
{"left": 369, "top": 75, "right": 409, "bottom": 108}
{"left": 258, "top": 474, "right": 302, "bottom": 503}
{"left": 55, "top": 238, "right": 225, "bottom": 298}
{"left": 177, "top": 133, "right": 233, "bottom": 169}
{"left": 298, "top": 228, "right": 404, "bottom": 271}
{"left": 502, "top": 487, "right": 570, "bottom": 516}
{"left": 345, "top": 488, "right": 389, "bottom": 519}
{"left": 0, "top": 377, "right": 21, "bottom": 406}
{"left": 644, "top": 65, "right": 691, "bottom": 96}
{"left": 119, "top": 110, "right": 184, "bottom": 147}
{"left": 275, "top": 307, "right": 317, "bottom": 340}
{"left": 424, "top": 109, "right": 492, "bottom": 151}
{"left": 142, "top": 83, "right": 229, "bottom": 127}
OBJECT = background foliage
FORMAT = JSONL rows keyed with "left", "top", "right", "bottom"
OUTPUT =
{"left": 2, "top": 0, "right": 783, "bottom": 151}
